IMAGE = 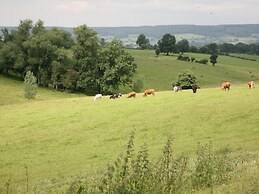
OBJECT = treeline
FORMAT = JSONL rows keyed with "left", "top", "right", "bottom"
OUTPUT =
{"left": 0, "top": 20, "right": 137, "bottom": 94}
{"left": 136, "top": 34, "right": 259, "bottom": 56}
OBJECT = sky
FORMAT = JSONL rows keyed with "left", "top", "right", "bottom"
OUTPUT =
{"left": 1, "top": 0, "right": 259, "bottom": 27}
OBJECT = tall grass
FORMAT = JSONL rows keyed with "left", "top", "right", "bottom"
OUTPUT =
{"left": 70, "top": 132, "right": 234, "bottom": 193}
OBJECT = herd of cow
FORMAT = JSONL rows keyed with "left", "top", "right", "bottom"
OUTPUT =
{"left": 93, "top": 81, "right": 255, "bottom": 101}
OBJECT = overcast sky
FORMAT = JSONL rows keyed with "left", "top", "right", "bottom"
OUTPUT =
{"left": 1, "top": 0, "right": 259, "bottom": 27}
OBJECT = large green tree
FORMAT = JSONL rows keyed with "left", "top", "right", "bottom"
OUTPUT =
{"left": 176, "top": 39, "right": 189, "bottom": 54}
{"left": 158, "top": 34, "right": 176, "bottom": 55}
{"left": 73, "top": 25, "right": 100, "bottom": 92}
{"left": 136, "top": 34, "right": 150, "bottom": 49}
{"left": 99, "top": 40, "right": 137, "bottom": 93}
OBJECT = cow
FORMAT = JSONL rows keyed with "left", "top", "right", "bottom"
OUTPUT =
{"left": 143, "top": 89, "right": 155, "bottom": 97}
{"left": 173, "top": 86, "right": 182, "bottom": 93}
{"left": 94, "top": 94, "right": 102, "bottom": 101}
{"left": 248, "top": 81, "right": 255, "bottom": 89}
{"left": 110, "top": 93, "right": 122, "bottom": 99}
{"left": 127, "top": 92, "right": 136, "bottom": 98}
{"left": 221, "top": 82, "right": 231, "bottom": 91}
{"left": 192, "top": 84, "right": 198, "bottom": 93}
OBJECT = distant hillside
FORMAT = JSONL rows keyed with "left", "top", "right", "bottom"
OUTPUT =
{"left": 1, "top": 24, "right": 259, "bottom": 46}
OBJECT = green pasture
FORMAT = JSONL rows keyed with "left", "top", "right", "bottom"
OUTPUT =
{"left": 0, "top": 76, "right": 83, "bottom": 106}
{"left": 127, "top": 50, "right": 259, "bottom": 91}
{"left": 1, "top": 75, "right": 259, "bottom": 192}
{"left": 1, "top": 51, "right": 259, "bottom": 192}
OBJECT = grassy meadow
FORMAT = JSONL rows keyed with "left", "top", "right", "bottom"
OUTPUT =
{"left": 0, "top": 51, "right": 259, "bottom": 193}
{"left": 127, "top": 50, "right": 259, "bottom": 91}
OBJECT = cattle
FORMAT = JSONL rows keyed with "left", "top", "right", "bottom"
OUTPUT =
{"left": 192, "top": 84, "right": 198, "bottom": 93}
{"left": 248, "top": 81, "right": 255, "bottom": 89}
{"left": 143, "top": 89, "right": 155, "bottom": 97}
{"left": 110, "top": 93, "right": 122, "bottom": 99}
{"left": 173, "top": 86, "right": 182, "bottom": 92}
{"left": 221, "top": 82, "right": 231, "bottom": 91}
{"left": 127, "top": 92, "right": 136, "bottom": 98}
{"left": 94, "top": 94, "right": 102, "bottom": 101}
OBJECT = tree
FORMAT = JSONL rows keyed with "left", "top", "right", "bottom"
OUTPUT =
{"left": 174, "top": 70, "right": 197, "bottom": 89}
{"left": 136, "top": 34, "right": 150, "bottom": 49}
{"left": 98, "top": 40, "right": 137, "bottom": 93}
{"left": 210, "top": 54, "right": 218, "bottom": 66}
{"left": 158, "top": 34, "right": 176, "bottom": 55}
{"left": 207, "top": 43, "right": 218, "bottom": 54}
{"left": 176, "top": 39, "right": 189, "bottom": 54}
{"left": 24, "top": 71, "right": 37, "bottom": 99}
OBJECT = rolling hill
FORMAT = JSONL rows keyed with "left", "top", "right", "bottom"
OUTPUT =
{"left": 1, "top": 24, "right": 259, "bottom": 46}
{"left": 0, "top": 51, "right": 259, "bottom": 192}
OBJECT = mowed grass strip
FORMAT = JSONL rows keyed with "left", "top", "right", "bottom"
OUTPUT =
{"left": 1, "top": 86, "right": 259, "bottom": 191}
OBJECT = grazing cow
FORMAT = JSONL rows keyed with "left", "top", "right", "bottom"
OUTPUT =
{"left": 94, "top": 94, "right": 102, "bottom": 101}
{"left": 173, "top": 86, "right": 182, "bottom": 93}
{"left": 221, "top": 82, "right": 231, "bottom": 91}
{"left": 127, "top": 92, "right": 136, "bottom": 98}
{"left": 248, "top": 81, "right": 255, "bottom": 89}
{"left": 192, "top": 84, "right": 198, "bottom": 93}
{"left": 143, "top": 89, "right": 155, "bottom": 97}
{"left": 110, "top": 93, "right": 122, "bottom": 99}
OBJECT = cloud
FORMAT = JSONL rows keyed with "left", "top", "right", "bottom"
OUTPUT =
{"left": 56, "top": 0, "right": 92, "bottom": 12}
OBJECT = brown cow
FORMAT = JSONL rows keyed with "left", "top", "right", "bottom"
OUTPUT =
{"left": 127, "top": 92, "right": 136, "bottom": 98}
{"left": 248, "top": 81, "right": 255, "bottom": 89}
{"left": 143, "top": 89, "right": 155, "bottom": 97}
{"left": 221, "top": 82, "right": 231, "bottom": 91}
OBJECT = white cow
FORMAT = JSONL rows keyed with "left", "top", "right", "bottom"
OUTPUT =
{"left": 94, "top": 94, "right": 102, "bottom": 101}
{"left": 173, "top": 86, "right": 182, "bottom": 92}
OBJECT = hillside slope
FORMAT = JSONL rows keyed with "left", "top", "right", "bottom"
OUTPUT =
{"left": 127, "top": 50, "right": 259, "bottom": 91}
{"left": 0, "top": 84, "right": 258, "bottom": 192}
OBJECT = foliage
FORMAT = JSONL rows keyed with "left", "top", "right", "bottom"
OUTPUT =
{"left": 158, "top": 33, "right": 176, "bottom": 55}
{"left": 97, "top": 40, "right": 137, "bottom": 93}
{"left": 155, "top": 48, "right": 160, "bottom": 57}
{"left": 174, "top": 70, "right": 197, "bottom": 89}
{"left": 0, "top": 20, "right": 136, "bottom": 94}
{"left": 136, "top": 34, "right": 150, "bottom": 49}
{"left": 177, "top": 55, "right": 190, "bottom": 61}
{"left": 24, "top": 71, "right": 37, "bottom": 99}
{"left": 71, "top": 133, "right": 234, "bottom": 194}
{"left": 210, "top": 54, "right": 218, "bottom": 66}
{"left": 176, "top": 39, "right": 189, "bottom": 53}
{"left": 132, "top": 76, "right": 144, "bottom": 92}
{"left": 199, "top": 59, "right": 208, "bottom": 64}
{"left": 191, "top": 143, "right": 233, "bottom": 190}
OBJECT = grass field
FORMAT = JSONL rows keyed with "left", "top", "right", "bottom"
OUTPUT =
{"left": 126, "top": 50, "right": 259, "bottom": 92}
{"left": 0, "top": 51, "right": 259, "bottom": 193}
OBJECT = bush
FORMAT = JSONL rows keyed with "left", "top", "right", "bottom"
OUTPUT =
{"left": 24, "top": 71, "right": 37, "bottom": 99}
{"left": 71, "top": 132, "right": 234, "bottom": 194}
{"left": 132, "top": 76, "right": 144, "bottom": 92}
{"left": 174, "top": 70, "right": 197, "bottom": 89}
{"left": 199, "top": 59, "right": 208, "bottom": 64}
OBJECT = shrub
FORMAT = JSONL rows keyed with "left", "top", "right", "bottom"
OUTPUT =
{"left": 132, "top": 76, "right": 144, "bottom": 92}
{"left": 199, "top": 59, "right": 208, "bottom": 64}
{"left": 71, "top": 132, "right": 234, "bottom": 194}
{"left": 24, "top": 71, "right": 37, "bottom": 99}
{"left": 174, "top": 70, "right": 197, "bottom": 89}
{"left": 191, "top": 143, "right": 233, "bottom": 190}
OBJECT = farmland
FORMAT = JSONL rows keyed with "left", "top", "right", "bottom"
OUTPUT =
{"left": 0, "top": 51, "right": 259, "bottom": 193}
